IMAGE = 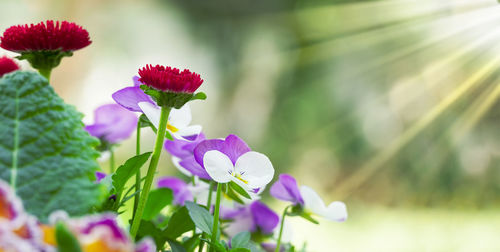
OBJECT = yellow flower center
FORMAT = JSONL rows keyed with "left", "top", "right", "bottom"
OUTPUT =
{"left": 167, "top": 123, "right": 179, "bottom": 133}
{"left": 232, "top": 172, "right": 249, "bottom": 184}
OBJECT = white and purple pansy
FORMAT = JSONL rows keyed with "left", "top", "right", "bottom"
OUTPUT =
{"left": 193, "top": 134, "right": 275, "bottom": 191}
{"left": 164, "top": 133, "right": 211, "bottom": 179}
{"left": 85, "top": 104, "right": 138, "bottom": 145}
{"left": 66, "top": 213, "right": 156, "bottom": 252}
{"left": 112, "top": 76, "right": 202, "bottom": 141}
{"left": 270, "top": 174, "right": 347, "bottom": 222}
{"left": 222, "top": 201, "right": 279, "bottom": 237}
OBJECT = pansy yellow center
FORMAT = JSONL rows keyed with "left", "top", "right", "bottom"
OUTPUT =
{"left": 231, "top": 172, "right": 248, "bottom": 184}
{"left": 167, "top": 122, "right": 178, "bottom": 133}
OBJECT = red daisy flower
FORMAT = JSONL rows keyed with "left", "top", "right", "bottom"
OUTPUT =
{"left": 0, "top": 56, "right": 19, "bottom": 78}
{"left": 138, "top": 65, "right": 203, "bottom": 94}
{"left": 0, "top": 20, "right": 91, "bottom": 52}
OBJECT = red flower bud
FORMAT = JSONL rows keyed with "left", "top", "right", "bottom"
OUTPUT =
{"left": 138, "top": 65, "right": 203, "bottom": 94}
{"left": 0, "top": 56, "right": 19, "bottom": 78}
{"left": 0, "top": 20, "right": 91, "bottom": 52}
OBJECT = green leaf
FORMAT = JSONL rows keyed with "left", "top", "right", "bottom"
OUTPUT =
{"left": 229, "top": 181, "right": 251, "bottom": 199}
{"left": 165, "top": 130, "right": 174, "bottom": 140}
{"left": 190, "top": 92, "right": 207, "bottom": 101}
{"left": 142, "top": 188, "right": 173, "bottom": 220}
{"left": 231, "top": 231, "right": 250, "bottom": 249}
{"left": 229, "top": 248, "right": 250, "bottom": 252}
{"left": 112, "top": 152, "right": 152, "bottom": 194}
{"left": 299, "top": 212, "right": 319, "bottom": 224}
{"left": 55, "top": 222, "right": 82, "bottom": 252}
{"left": 182, "top": 234, "right": 201, "bottom": 252}
{"left": 185, "top": 201, "right": 214, "bottom": 235}
{"left": 167, "top": 239, "right": 187, "bottom": 252}
{"left": 164, "top": 206, "right": 195, "bottom": 239}
{"left": 225, "top": 186, "right": 245, "bottom": 205}
{"left": 200, "top": 238, "right": 227, "bottom": 252}
{"left": 136, "top": 220, "right": 167, "bottom": 249}
{"left": 0, "top": 71, "right": 102, "bottom": 220}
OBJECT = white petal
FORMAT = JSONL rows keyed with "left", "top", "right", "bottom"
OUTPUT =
{"left": 169, "top": 104, "right": 192, "bottom": 128}
{"left": 300, "top": 186, "right": 327, "bottom": 216}
{"left": 203, "top": 150, "right": 233, "bottom": 183}
{"left": 324, "top": 201, "right": 348, "bottom": 222}
{"left": 234, "top": 151, "right": 274, "bottom": 189}
{"left": 138, "top": 102, "right": 161, "bottom": 129}
{"left": 173, "top": 125, "right": 202, "bottom": 141}
{"left": 171, "top": 156, "right": 191, "bottom": 176}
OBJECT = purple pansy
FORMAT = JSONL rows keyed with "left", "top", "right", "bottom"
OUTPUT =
{"left": 164, "top": 133, "right": 210, "bottom": 179}
{"left": 112, "top": 76, "right": 154, "bottom": 112}
{"left": 261, "top": 243, "right": 284, "bottom": 252}
{"left": 193, "top": 135, "right": 274, "bottom": 190}
{"left": 85, "top": 104, "right": 138, "bottom": 144}
{"left": 95, "top": 171, "right": 107, "bottom": 183}
{"left": 112, "top": 76, "right": 202, "bottom": 141}
{"left": 135, "top": 238, "right": 157, "bottom": 252}
{"left": 157, "top": 177, "right": 193, "bottom": 206}
{"left": 270, "top": 174, "right": 347, "bottom": 222}
{"left": 223, "top": 201, "right": 279, "bottom": 237}
{"left": 270, "top": 174, "right": 304, "bottom": 205}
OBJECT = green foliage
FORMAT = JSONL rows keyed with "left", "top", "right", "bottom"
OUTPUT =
{"left": 185, "top": 201, "right": 215, "bottom": 235}
{"left": 231, "top": 232, "right": 251, "bottom": 249}
{"left": 55, "top": 222, "right": 82, "bottom": 252}
{"left": 112, "top": 152, "right": 151, "bottom": 194}
{"left": 136, "top": 220, "right": 168, "bottom": 248}
{"left": 228, "top": 181, "right": 251, "bottom": 199}
{"left": 140, "top": 85, "right": 198, "bottom": 109}
{"left": 190, "top": 92, "right": 207, "bottom": 101}
{"left": 0, "top": 71, "right": 102, "bottom": 220}
{"left": 142, "top": 188, "right": 173, "bottom": 221}
{"left": 167, "top": 239, "right": 187, "bottom": 252}
{"left": 17, "top": 50, "right": 73, "bottom": 75}
{"left": 164, "top": 206, "right": 195, "bottom": 239}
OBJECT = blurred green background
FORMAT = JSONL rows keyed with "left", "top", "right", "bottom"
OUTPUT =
{"left": 2, "top": 0, "right": 500, "bottom": 251}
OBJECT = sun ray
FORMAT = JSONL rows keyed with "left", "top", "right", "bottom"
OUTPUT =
{"left": 294, "top": 4, "right": 500, "bottom": 66}
{"left": 334, "top": 50, "right": 500, "bottom": 199}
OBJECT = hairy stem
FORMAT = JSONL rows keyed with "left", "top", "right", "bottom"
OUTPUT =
{"left": 130, "top": 106, "right": 170, "bottom": 238}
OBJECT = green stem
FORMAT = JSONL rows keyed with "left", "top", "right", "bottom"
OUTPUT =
{"left": 130, "top": 106, "right": 171, "bottom": 238}
{"left": 198, "top": 180, "right": 215, "bottom": 252}
{"left": 133, "top": 121, "right": 142, "bottom": 218}
{"left": 209, "top": 183, "right": 222, "bottom": 252}
{"left": 38, "top": 68, "right": 52, "bottom": 81}
{"left": 275, "top": 206, "right": 290, "bottom": 252}
{"left": 109, "top": 149, "right": 115, "bottom": 173}
{"left": 206, "top": 180, "right": 214, "bottom": 209}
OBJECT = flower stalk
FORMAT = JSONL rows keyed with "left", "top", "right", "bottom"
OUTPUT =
{"left": 275, "top": 206, "right": 290, "bottom": 252}
{"left": 198, "top": 180, "right": 214, "bottom": 252}
{"left": 38, "top": 67, "right": 52, "bottom": 81}
{"left": 133, "top": 120, "right": 142, "bottom": 217}
{"left": 130, "top": 106, "right": 171, "bottom": 238}
{"left": 210, "top": 183, "right": 222, "bottom": 252}
{"left": 109, "top": 149, "right": 115, "bottom": 173}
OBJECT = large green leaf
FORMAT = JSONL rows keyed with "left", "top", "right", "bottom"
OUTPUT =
{"left": 0, "top": 71, "right": 102, "bottom": 220}
{"left": 164, "top": 206, "right": 195, "bottom": 239}
{"left": 142, "top": 188, "right": 173, "bottom": 220}
{"left": 185, "top": 201, "right": 215, "bottom": 235}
